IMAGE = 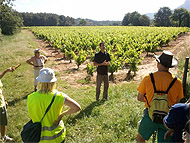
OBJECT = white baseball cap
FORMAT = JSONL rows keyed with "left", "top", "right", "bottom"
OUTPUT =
{"left": 36, "top": 68, "right": 57, "bottom": 83}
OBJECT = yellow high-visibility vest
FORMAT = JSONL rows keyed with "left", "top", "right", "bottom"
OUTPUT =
{"left": 27, "top": 91, "right": 66, "bottom": 143}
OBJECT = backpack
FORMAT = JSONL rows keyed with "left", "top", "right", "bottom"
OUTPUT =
{"left": 21, "top": 93, "right": 56, "bottom": 143}
{"left": 144, "top": 73, "right": 177, "bottom": 124}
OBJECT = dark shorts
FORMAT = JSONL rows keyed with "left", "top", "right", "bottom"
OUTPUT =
{"left": 0, "top": 106, "right": 8, "bottom": 126}
{"left": 138, "top": 108, "right": 172, "bottom": 142}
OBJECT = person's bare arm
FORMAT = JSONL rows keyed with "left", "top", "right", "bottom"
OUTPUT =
{"left": 0, "top": 67, "right": 14, "bottom": 79}
{"left": 137, "top": 92, "right": 145, "bottom": 102}
{"left": 44, "top": 56, "right": 48, "bottom": 64}
{"left": 26, "top": 58, "right": 34, "bottom": 66}
{"left": 53, "top": 96, "right": 81, "bottom": 125}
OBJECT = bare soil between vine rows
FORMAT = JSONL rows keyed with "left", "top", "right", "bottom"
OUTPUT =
{"left": 31, "top": 31, "right": 190, "bottom": 88}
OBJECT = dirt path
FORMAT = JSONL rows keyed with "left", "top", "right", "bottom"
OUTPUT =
{"left": 32, "top": 31, "right": 190, "bottom": 87}
{"left": 135, "top": 32, "right": 190, "bottom": 82}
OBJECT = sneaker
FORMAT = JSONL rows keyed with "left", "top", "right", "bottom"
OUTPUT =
{"left": 1, "top": 135, "right": 13, "bottom": 142}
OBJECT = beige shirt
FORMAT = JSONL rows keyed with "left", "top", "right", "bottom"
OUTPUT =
{"left": 0, "top": 80, "right": 5, "bottom": 107}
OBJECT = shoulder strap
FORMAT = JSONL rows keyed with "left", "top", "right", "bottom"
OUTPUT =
{"left": 150, "top": 73, "right": 157, "bottom": 92}
{"left": 40, "top": 92, "right": 56, "bottom": 122}
{"left": 144, "top": 94, "right": 150, "bottom": 107}
{"left": 166, "top": 76, "right": 177, "bottom": 94}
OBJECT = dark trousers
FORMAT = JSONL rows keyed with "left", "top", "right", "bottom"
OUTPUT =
{"left": 96, "top": 74, "right": 109, "bottom": 101}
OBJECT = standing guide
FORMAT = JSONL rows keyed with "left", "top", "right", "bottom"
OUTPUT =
{"left": 93, "top": 42, "right": 111, "bottom": 101}
{"left": 137, "top": 51, "right": 184, "bottom": 142}
{"left": 26, "top": 49, "right": 47, "bottom": 92}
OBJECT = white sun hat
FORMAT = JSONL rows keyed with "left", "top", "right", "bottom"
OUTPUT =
{"left": 36, "top": 68, "right": 57, "bottom": 83}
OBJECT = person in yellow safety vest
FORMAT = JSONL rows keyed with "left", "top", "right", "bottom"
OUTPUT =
{"left": 27, "top": 68, "right": 81, "bottom": 143}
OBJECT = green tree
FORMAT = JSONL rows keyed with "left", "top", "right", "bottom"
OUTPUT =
{"left": 129, "top": 11, "right": 141, "bottom": 26}
{"left": 0, "top": 5, "right": 23, "bottom": 35}
{"left": 122, "top": 12, "right": 150, "bottom": 26}
{"left": 64, "top": 16, "right": 75, "bottom": 26}
{"left": 59, "top": 15, "right": 66, "bottom": 26}
{"left": 139, "top": 15, "right": 150, "bottom": 26}
{"left": 79, "top": 19, "right": 87, "bottom": 26}
{"left": 172, "top": 8, "right": 189, "bottom": 27}
{"left": 154, "top": 7, "right": 172, "bottom": 26}
{"left": 122, "top": 13, "right": 131, "bottom": 26}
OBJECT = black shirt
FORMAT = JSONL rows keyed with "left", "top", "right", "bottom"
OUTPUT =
{"left": 94, "top": 51, "right": 111, "bottom": 75}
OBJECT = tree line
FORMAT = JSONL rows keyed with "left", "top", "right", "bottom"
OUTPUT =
{"left": 0, "top": 0, "right": 190, "bottom": 36}
{"left": 21, "top": 12, "right": 75, "bottom": 26}
{"left": 122, "top": 7, "right": 190, "bottom": 27}
{"left": 0, "top": 0, "right": 23, "bottom": 35}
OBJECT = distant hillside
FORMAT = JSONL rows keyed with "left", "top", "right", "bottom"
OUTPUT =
{"left": 75, "top": 18, "right": 121, "bottom": 26}
{"left": 146, "top": 13, "right": 155, "bottom": 20}
{"left": 177, "top": 0, "right": 190, "bottom": 10}
{"left": 146, "top": 0, "right": 190, "bottom": 20}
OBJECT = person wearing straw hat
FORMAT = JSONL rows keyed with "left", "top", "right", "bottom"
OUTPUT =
{"left": 137, "top": 50, "right": 184, "bottom": 143}
{"left": 26, "top": 49, "right": 48, "bottom": 92}
{"left": 26, "top": 68, "right": 81, "bottom": 143}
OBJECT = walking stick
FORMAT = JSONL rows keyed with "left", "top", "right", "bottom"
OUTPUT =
{"left": 182, "top": 57, "right": 189, "bottom": 100}
{"left": 11, "top": 64, "right": 21, "bottom": 70}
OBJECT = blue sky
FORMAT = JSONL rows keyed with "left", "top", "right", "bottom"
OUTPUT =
{"left": 13, "top": 0, "right": 186, "bottom": 21}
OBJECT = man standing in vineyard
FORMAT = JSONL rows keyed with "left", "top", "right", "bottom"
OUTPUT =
{"left": 26, "top": 49, "right": 47, "bottom": 92}
{"left": 136, "top": 51, "right": 184, "bottom": 142}
{"left": 94, "top": 42, "right": 111, "bottom": 101}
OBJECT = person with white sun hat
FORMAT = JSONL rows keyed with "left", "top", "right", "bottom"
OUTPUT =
{"left": 26, "top": 68, "right": 81, "bottom": 142}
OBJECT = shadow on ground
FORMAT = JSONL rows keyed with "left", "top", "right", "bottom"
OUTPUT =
{"left": 66, "top": 100, "right": 105, "bottom": 125}
{"left": 7, "top": 92, "right": 33, "bottom": 106}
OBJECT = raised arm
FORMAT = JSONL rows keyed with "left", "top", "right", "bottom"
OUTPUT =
{"left": 0, "top": 67, "right": 15, "bottom": 79}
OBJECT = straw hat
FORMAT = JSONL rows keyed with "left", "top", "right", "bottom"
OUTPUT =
{"left": 154, "top": 50, "right": 178, "bottom": 68}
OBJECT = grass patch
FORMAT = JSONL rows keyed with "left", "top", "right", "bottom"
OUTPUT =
{"left": 0, "top": 30, "right": 39, "bottom": 141}
{"left": 0, "top": 30, "right": 144, "bottom": 142}
{"left": 177, "top": 42, "right": 190, "bottom": 101}
{"left": 2, "top": 29, "right": 189, "bottom": 143}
